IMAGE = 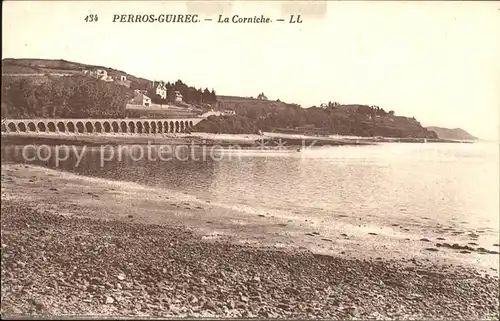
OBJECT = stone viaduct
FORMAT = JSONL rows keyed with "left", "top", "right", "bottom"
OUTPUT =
{"left": 1, "top": 118, "right": 204, "bottom": 135}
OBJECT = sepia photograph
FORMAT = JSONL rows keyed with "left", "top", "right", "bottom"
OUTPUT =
{"left": 1, "top": 0, "right": 499, "bottom": 319}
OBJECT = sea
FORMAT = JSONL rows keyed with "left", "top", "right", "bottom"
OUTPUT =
{"left": 2, "top": 141, "right": 499, "bottom": 262}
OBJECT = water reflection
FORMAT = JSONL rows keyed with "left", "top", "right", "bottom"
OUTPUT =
{"left": 2, "top": 145, "right": 219, "bottom": 192}
{"left": 2, "top": 143, "right": 498, "bottom": 235}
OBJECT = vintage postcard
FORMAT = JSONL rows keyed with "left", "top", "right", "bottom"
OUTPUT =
{"left": 1, "top": 0, "right": 499, "bottom": 319}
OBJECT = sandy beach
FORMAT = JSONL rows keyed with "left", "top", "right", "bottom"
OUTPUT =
{"left": 1, "top": 163, "right": 499, "bottom": 319}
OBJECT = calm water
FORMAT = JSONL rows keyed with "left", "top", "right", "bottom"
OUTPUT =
{"left": 2, "top": 142, "right": 499, "bottom": 235}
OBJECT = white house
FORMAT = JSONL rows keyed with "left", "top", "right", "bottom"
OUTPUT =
{"left": 92, "top": 69, "right": 107, "bottom": 78}
{"left": 87, "top": 69, "right": 115, "bottom": 82}
{"left": 155, "top": 82, "right": 167, "bottom": 100}
{"left": 131, "top": 93, "right": 151, "bottom": 106}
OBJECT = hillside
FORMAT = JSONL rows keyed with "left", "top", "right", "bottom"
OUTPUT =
{"left": 2, "top": 58, "right": 438, "bottom": 138}
{"left": 1, "top": 74, "right": 132, "bottom": 119}
{"left": 1, "top": 58, "right": 220, "bottom": 120}
{"left": 210, "top": 96, "right": 437, "bottom": 138}
{"left": 426, "top": 127, "right": 478, "bottom": 141}
{"left": 2, "top": 58, "right": 151, "bottom": 89}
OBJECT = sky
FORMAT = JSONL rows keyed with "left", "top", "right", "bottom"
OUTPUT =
{"left": 3, "top": 1, "right": 500, "bottom": 140}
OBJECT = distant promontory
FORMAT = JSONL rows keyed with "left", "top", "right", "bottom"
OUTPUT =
{"left": 425, "top": 127, "right": 478, "bottom": 141}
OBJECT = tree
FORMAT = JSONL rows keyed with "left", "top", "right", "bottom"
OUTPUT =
{"left": 202, "top": 88, "right": 211, "bottom": 103}
{"left": 210, "top": 89, "right": 217, "bottom": 102}
{"left": 2, "top": 75, "right": 131, "bottom": 118}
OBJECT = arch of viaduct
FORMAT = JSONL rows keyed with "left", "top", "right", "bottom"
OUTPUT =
{"left": 1, "top": 118, "right": 204, "bottom": 135}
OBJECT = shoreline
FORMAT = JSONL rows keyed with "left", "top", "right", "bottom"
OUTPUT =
{"left": 1, "top": 163, "right": 499, "bottom": 319}
{"left": 2, "top": 163, "right": 498, "bottom": 272}
{"left": 0, "top": 133, "right": 372, "bottom": 148}
{"left": 0, "top": 132, "right": 467, "bottom": 147}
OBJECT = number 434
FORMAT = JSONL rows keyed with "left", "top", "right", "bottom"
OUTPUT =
{"left": 85, "top": 14, "right": 98, "bottom": 22}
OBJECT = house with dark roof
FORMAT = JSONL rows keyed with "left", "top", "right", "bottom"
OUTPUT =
{"left": 155, "top": 81, "right": 167, "bottom": 100}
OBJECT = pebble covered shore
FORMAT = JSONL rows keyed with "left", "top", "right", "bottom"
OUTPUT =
{"left": 1, "top": 200, "right": 499, "bottom": 319}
